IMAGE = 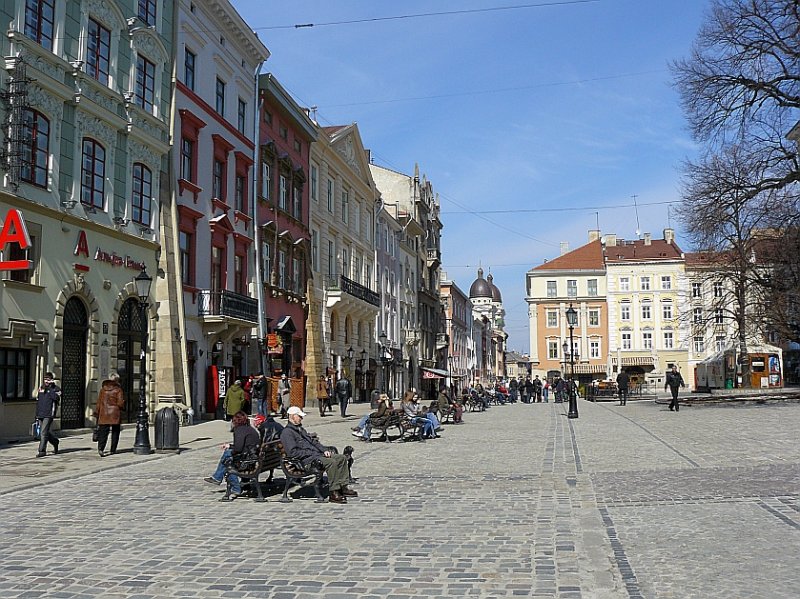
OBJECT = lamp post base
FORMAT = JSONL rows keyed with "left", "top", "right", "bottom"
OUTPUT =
{"left": 567, "top": 394, "right": 579, "bottom": 419}
{"left": 133, "top": 420, "right": 152, "bottom": 455}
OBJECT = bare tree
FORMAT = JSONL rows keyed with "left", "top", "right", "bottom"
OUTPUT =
{"left": 672, "top": 0, "right": 800, "bottom": 386}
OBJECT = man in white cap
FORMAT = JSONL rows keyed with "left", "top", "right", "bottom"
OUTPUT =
{"left": 280, "top": 406, "right": 357, "bottom": 504}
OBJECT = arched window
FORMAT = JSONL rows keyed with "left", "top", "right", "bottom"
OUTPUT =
{"left": 81, "top": 138, "right": 105, "bottom": 209}
{"left": 21, "top": 109, "right": 49, "bottom": 187}
{"left": 132, "top": 163, "right": 152, "bottom": 225}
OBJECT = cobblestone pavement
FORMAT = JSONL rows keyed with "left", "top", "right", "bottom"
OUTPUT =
{"left": 1, "top": 399, "right": 798, "bottom": 598}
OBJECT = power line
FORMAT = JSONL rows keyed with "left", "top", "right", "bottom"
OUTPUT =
{"left": 259, "top": 1, "right": 600, "bottom": 31}
{"left": 441, "top": 199, "right": 680, "bottom": 215}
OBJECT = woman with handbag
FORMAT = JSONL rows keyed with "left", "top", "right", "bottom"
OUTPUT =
{"left": 204, "top": 411, "right": 259, "bottom": 499}
{"left": 93, "top": 373, "right": 125, "bottom": 457}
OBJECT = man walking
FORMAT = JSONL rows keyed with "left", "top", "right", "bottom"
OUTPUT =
{"left": 532, "top": 375, "right": 543, "bottom": 402}
{"left": 665, "top": 366, "right": 685, "bottom": 412}
{"left": 335, "top": 375, "right": 352, "bottom": 417}
{"left": 616, "top": 370, "right": 630, "bottom": 406}
{"left": 35, "top": 372, "right": 61, "bottom": 457}
{"left": 251, "top": 373, "right": 267, "bottom": 417}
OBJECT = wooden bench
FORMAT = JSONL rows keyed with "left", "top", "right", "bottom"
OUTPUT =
{"left": 221, "top": 437, "right": 282, "bottom": 502}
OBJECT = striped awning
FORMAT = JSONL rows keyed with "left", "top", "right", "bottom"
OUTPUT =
{"left": 572, "top": 363, "right": 608, "bottom": 374}
{"left": 611, "top": 356, "right": 655, "bottom": 366}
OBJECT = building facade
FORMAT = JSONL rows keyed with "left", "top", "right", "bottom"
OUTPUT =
{"left": 440, "top": 275, "right": 471, "bottom": 389}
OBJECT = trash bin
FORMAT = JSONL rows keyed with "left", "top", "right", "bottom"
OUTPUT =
{"left": 154, "top": 407, "right": 180, "bottom": 452}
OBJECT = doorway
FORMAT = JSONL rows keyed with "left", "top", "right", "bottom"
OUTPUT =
{"left": 61, "top": 297, "right": 88, "bottom": 429}
{"left": 116, "top": 298, "right": 144, "bottom": 423}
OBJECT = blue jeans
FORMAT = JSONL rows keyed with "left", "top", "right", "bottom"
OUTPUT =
{"left": 257, "top": 399, "right": 268, "bottom": 417}
{"left": 412, "top": 417, "right": 435, "bottom": 438}
{"left": 426, "top": 412, "right": 441, "bottom": 430}
{"left": 543, "top": 388, "right": 549, "bottom": 402}
{"left": 212, "top": 448, "right": 241, "bottom": 494}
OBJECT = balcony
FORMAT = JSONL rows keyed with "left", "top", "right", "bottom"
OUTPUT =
{"left": 325, "top": 275, "right": 380, "bottom": 309}
{"left": 197, "top": 289, "right": 259, "bottom": 323}
{"left": 426, "top": 248, "right": 441, "bottom": 267}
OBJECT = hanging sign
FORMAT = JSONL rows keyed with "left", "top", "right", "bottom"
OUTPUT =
{"left": 0, "top": 209, "right": 32, "bottom": 270}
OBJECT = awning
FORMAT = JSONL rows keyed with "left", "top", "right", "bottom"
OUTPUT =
{"left": 421, "top": 367, "right": 448, "bottom": 379}
{"left": 274, "top": 315, "right": 296, "bottom": 334}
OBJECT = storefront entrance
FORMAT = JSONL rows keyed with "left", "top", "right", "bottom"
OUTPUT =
{"left": 116, "top": 298, "right": 144, "bottom": 423}
{"left": 61, "top": 297, "right": 88, "bottom": 429}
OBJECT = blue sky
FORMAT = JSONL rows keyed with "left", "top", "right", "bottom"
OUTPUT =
{"left": 235, "top": 0, "right": 709, "bottom": 353}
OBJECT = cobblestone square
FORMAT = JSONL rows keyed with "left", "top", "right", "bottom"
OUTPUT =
{"left": 1, "top": 399, "right": 798, "bottom": 598}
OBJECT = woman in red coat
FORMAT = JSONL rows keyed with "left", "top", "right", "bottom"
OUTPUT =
{"left": 94, "top": 373, "right": 125, "bottom": 457}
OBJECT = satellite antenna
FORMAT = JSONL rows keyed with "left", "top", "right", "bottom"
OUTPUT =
{"left": 632, "top": 194, "right": 641, "bottom": 238}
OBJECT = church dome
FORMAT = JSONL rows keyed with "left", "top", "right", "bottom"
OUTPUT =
{"left": 487, "top": 273, "right": 502, "bottom": 302}
{"left": 469, "top": 267, "right": 493, "bottom": 299}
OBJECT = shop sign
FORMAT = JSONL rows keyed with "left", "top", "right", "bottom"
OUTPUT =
{"left": 267, "top": 333, "right": 283, "bottom": 354}
{"left": 74, "top": 230, "right": 146, "bottom": 271}
{"left": 0, "top": 208, "right": 32, "bottom": 270}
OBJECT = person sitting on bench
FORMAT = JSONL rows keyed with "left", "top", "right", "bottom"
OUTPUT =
{"left": 280, "top": 406, "right": 358, "bottom": 504}
{"left": 204, "top": 411, "right": 258, "bottom": 499}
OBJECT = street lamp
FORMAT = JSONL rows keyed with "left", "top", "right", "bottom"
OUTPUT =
{"left": 566, "top": 303, "right": 579, "bottom": 419}
{"left": 378, "top": 332, "right": 391, "bottom": 394}
{"left": 133, "top": 266, "right": 153, "bottom": 454}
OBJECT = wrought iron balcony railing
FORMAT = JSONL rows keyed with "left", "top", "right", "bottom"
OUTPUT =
{"left": 325, "top": 275, "right": 380, "bottom": 307}
{"left": 197, "top": 289, "right": 259, "bottom": 322}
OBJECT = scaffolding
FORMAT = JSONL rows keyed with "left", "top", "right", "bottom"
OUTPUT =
{"left": 1, "top": 58, "right": 33, "bottom": 190}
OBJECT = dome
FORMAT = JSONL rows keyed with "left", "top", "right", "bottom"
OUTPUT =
{"left": 469, "top": 267, "right": 493, "bottom": 299}
{"left": 487, "top": 273, "right": 502, "bottom": 302}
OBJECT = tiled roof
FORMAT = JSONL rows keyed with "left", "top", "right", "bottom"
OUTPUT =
{"left": 533, "top": 240, "right": 604, "bottom": 270}
{"left": 604, "top": 239, "right": 683, "bottom": 262}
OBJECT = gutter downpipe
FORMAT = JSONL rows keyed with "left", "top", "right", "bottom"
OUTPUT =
{"left": 253, "top": 63, "right": 266, "bottom": 375}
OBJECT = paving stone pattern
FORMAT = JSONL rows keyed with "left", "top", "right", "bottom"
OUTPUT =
{"left": 0, "top": 399, "right": 798, "bottom": 598}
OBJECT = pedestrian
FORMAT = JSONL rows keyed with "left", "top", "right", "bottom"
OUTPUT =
{"left": 533, "top": 375, "right": 543, "bottom": 402}
{"left": 542, "top": 380, "right": 550, "bottom": 403}
{"left": 335, "top": 375, "right": 352, "bottom": 417}
{"left": 616, "top": 370, "right": 630, "bottom": 406}
{"left": 665, "top": 366, "right": 685, "bottom": 412}
{"left": 508, "top": 377, "right": 518, "bottom": 403}
{"left": 94, "top": 372, "right": 125, "bottom": 457}
{"left": 278, "top": 374, "right": 291, "bottom": 419}
{"left": 223, "top": 379, "right": 246, "bottom": 421}
{"left": 523, "top": 377, "right": 534, "bottom": 404}
{"left": 316, "top": 374, "right": 329, "bottom": 417}
{"left": 35, "top": 372, "right": 61, "bottom": 458}
{"left": 250, "top": 373, "right": 267, "bottom": 417}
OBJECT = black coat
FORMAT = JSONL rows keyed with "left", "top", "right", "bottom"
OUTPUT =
{"left": 280, "top": 422, "right": 326, "bottom": 466}
{"left": 616, "top": 372, "right": 630, "bottom": 390}
{"left": 665, "top": 371, "right": 685, "bottom": 390}
{"left": 335, "top": 378, "right": 352, "bottom": 400}
{"left": 36, "top": 383, "right": 61, "bottom": 419}
{"left": 232, "top": 424, "right": 259, "bottom": 455}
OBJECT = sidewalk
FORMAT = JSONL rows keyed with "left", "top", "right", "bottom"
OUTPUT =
{"left": 0, "top": 404, "right": 371, "bottom": 495}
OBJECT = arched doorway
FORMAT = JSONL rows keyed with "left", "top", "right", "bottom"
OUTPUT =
{"left": 116, "top": 297, "right": 144, "bottom": 423}
{"left": 61, "top": 297, "right": 88, "bottom": 429}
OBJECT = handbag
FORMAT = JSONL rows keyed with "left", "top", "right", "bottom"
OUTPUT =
{"left": 31, "top": 420, "right": 41, "bottom": 441}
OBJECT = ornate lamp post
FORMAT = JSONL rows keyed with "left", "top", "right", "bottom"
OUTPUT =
{"left": 566, "top": 303, "right": 579, "bottom": 419}
{"left": 133, "top": 267, "right": 153, "bottom": 454}
{"left": 346, "top": 346, "right": 354, "bottom": 376}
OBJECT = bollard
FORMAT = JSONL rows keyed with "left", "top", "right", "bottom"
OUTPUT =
{"left": 154, "top": 407, "right": 180, "bottom": 453}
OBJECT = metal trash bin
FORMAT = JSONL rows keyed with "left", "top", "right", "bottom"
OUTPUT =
{"left": 154, "top": 407, "right": 180, "bottom": 452}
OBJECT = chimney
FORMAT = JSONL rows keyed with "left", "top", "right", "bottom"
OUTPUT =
{"left": 605, "top": 234, "right": 617, "bottom": 247}
{"left": 560, "top": 242, "right": 570, "bottom": 255}
{"left": 643, "top": 232, "right": 652, "bottom": 245}
{"left": 588, "top": 229, "right": 601, "bottom": 242}
{"left": 664, "top": 228, "right": 675, "bottom": 244}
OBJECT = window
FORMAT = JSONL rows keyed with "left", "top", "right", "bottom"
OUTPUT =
{"left": 310, "top": 165, "right": 318, "bottom": 202}
{"left": 546, "top": 281, "right": 557, "bottom": 298}
{"left": 135, "top": 55, "right": 155, "bottom": 112}
{"left": 211, "top": 246, "right": 223, "bottom": 292}
{"left": 4, "top": 228, "right": 37, "bottom": 284}
{"left": 212, "top": 159, "right": 224, "bottom": 200}
{"left": 641, "top": 302, "right": 652, "bottom": 320}
{"left": 292, "top": 186, "right": 301, "bottom": 220}
{"left": 661, "top": 275, "right": 672, "bottom": 290}
{"left": 215, "top": 78, "right": 225, "bottom": 115}
{"left": 326, "top": 179, "right": 334, "bottom": 212}
{"left": 567, "top": 279, "right": 577, "bottom": 298}
{"left": 263, "top": 241, "right": 272, "bottom": 281}
{"left": 0, "top": 348, "right": 31, "bottom": 401}
{"left": 619, "top": 277, "right": 630, "bottom": 291}
{"left": 86, "top": 18, "right": 111, "bottom": 84}
{"left": 237, "top": 98, "right": 247, "bottom": 134}
{"left": 25, "top": 0, "right": 55, "bottom": 50}
{"left": 546, "top": 310, "right": 558, "bottom": 328}
{"left": 234, "top": 254, "right": 245, "bottom": 294}
{"left": 715, "top": 336, "right": 726, "bottom": 352}
{"left": 293, "top": 139, "right": 302, "bottom": 153}
{"left": 138, "top": 0, "right": 157, "bottom": 25}
{"left": 279, "top": 175, "right": 287, "bottom": 210}
{"left": 131, "top": 163, "right": 152, "bottom": 225}
{"left": 327, "top": 240, "right": 334, "bottom": 276}
{"left": 311, "top": 229, "right": 319, "bottom": 272}
{"left": 278, "top": 250, "right": 286, "bottom": 288}
{"left": 713, "top": 282, "right": 723, "bottom": 298}
{"left": 180, "top": 138, "right": 194, "bottom": 182}
{"left": 714, "top": 308, "right": 724, "bottom": 324}
{"left": 693, "top": 308, "right": 703, "bottom": 324}
{"left": 548, "top": 340, "right": 559, "bottom": 360}
{"left": 279, "top": 125, "right": 288, "bottom": 140}
{"left": 640, "top": 276, "right": 650, "bottom": 291}
{"left": 234, "top": 175, "right": 245, "bottom": 212}
{"left": 341, "top": 189, "right": 349, "bottom": 223}
{"left": 621, "top": 332, "right": 632, "bottom": 350}
{"left": 664, "top": 331, "right": 674, "bottom": 349}
{"left": 80, "top": 138, "right": 105, "bottom": 209}
{"left": 342, "top": 248, "right": 349, "bottom": 278}
{"left": 643, "top": 331, "right": 653, "bottom": 349}
{"left": 620, "top": 303, "right": 631, "bottom": 321}
{"left": 587, "top": 279, "right": 598, "bottom": 297}
{"left": 261, "top": 163, "right": 271, "bottom": 200}
{"left": 692, "top": 282, "right": 702, "bottom": 298}
{"left": 21, "top": 109, "right": 49, "bottom": 188}
{"left": 263, "top": 109, "right": 272, "bottom": 125}
{"left": 588, "top": 309, "right": 599, "bottom": 327}
{"left": 590, "top": 341, "right": 600, "bottom": 359}
{"left": 694, "top": 336, "right": 705, "bottom": 353}
{"left": 179, "top": 231, "right": 192, "bottom": 285}
{"left": 662, "top": 302, "right": 673, "bottom": 320}
{"left": 184, "top": 48, "right": 195, "bottom": 90}
{"left": 293, "top": 257, "right": 302, "bottom": 294}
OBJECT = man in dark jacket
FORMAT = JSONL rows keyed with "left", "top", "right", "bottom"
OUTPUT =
{"left": 251, "top": 373, "right": 267, "bottom": 417}
{"left": 35, "top": 372, "right": 61, "bottom": 457}
{"left": 334, "top": 376, "right": 352, "bottom": 418}
{"left": 280, "top": 406, "right": 356, "bottom": 503}
{"left": 616, "top": 371, "right": 630, "bottom": 406}
{"left": 665, "top": 366, "right": 685, "bottom": 412}
{"left": 509, "top": 378, "right": 519, "bottom": 403}
{"left": 523, "top": 377, "right": 534, "bottom": 403}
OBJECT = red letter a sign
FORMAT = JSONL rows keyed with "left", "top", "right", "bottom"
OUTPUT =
{"left": 0, "top": 209, "right": 32, "bottom": 270}
{"left": 74, "top": 230, "right": 89, "bottom": 258}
